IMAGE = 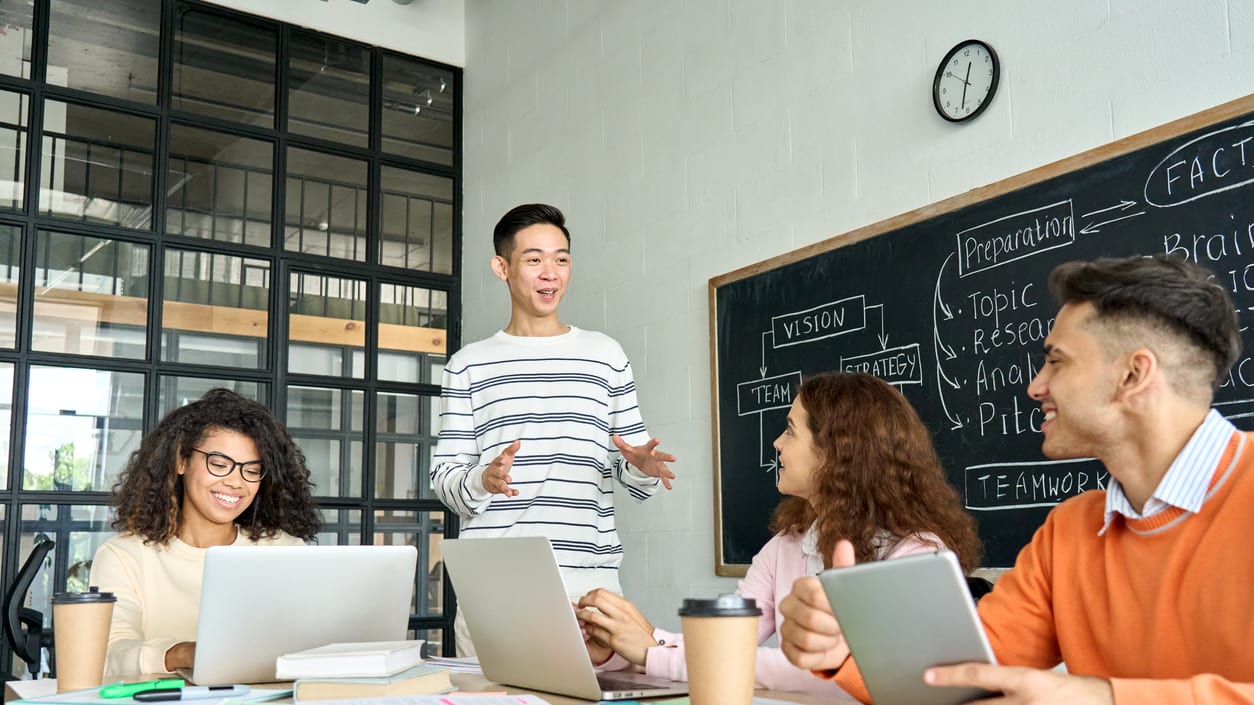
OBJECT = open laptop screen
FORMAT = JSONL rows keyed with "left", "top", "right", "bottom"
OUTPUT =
{"left": 188, "top": 545, "right": 417, "bottom": 685}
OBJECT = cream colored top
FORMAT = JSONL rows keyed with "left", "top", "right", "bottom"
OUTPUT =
{"left": 88, "top": 529, "right": 306, "bottom": 677}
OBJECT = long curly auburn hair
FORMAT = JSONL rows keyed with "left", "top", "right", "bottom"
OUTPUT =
{"left": 111, "top": 388, "right": 322, "bottom": 544}
{"left": 769, "top": 372, "right": 982, "bottom": 571}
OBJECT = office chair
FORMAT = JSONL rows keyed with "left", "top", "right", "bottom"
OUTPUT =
{"left": 3, "top": 540, "right": 55, "bottom": 679}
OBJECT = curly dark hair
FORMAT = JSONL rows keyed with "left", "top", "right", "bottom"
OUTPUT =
{"left": 1049, "top": 254, "right": 1241, "bottom": 392}
{"left": 111, "top": 388, "right": 322, "bottom": 544}
{"left": 769, "top": 372, "right": 982, "bottom": 572}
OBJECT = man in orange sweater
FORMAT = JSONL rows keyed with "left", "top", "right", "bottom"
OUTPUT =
{"left": 778, "top": 254, "right": 1254, "bottom": 704}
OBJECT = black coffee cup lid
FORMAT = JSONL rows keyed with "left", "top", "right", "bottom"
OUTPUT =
{"left": 678, "top": 594, "right": 761, "bottom": 617}
{"left": 52, "top": 586, "right": 116, "bottom": 604}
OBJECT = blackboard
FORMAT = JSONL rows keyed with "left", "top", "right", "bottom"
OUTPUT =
{"left": 709, "top": 94, "right": 1254, "bottom": 574}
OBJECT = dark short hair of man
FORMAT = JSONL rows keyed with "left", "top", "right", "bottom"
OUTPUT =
{"left": 492, "top": 203, "right": 571, "bottom": 258}
{"left": 1048, "top": 254, "right": 1242, "bottom": 391}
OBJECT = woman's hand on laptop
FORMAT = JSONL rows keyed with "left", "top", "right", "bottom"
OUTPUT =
{"left": 779, "top": 540, "right": 855, "bottom": 672}
{"left": 576, "top": 589, "right": 657, "bottom": 666}
{"left": 163, "top": 641, "right": 196, "bottom": 672}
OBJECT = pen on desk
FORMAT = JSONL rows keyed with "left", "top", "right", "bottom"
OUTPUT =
{"left": 133, "top": 685, "right": 251, "bottom": 702}
{"left": 99, "top": 680, "right": 186, "bottom": 699}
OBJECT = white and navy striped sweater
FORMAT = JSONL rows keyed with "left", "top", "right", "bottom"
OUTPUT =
{"left": 431, "top": 326, "right": 661, "bottom": 596}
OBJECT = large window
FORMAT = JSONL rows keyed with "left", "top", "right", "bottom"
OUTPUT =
{"left": 0, "top": 0, "right": 460, "bottom": 677}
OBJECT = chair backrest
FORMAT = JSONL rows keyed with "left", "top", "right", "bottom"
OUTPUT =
{"left": 3, "top": 540, "right": 56, "bottom": 678}
{"left": 965, "top": 575, "right": 994, "bottom": 603}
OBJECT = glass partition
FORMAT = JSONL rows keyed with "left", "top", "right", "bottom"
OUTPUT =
{"left": 288, "top": 272, "right": 367, "bottom": 377}
{"left": 157, "top": 376, "right": 266, "bottom": 417}
{"left": 162, "top": 248, "right": 269, "bottom": 368}
{"left": 288, "top": 31, "right": 370, "bottom": 148}
{"left": 0, "top": 89, "right": 28, "bottom": 212}
{"left": 23, "top": 366, "right": 144, "bottom": 492}
{"left": 378, "top": 283, "right": 447, "bottom": 383}
{"left": 288, "top": 385, "right": 364, "bottom": 497}
{"left": 173, "top": 8, "right": 276, "bottom": 126}
{"left": 167, "top": 124, "right": 274, "bottom": 247}
{"left": 0, "top": 226, "right": 19, "bottom": 348}
{"left": 381, "top": 55, "right": 454, "bottom": 166}
{"left": 32, "top": 231, "right": 149, "bottom": 359}
{"left": 47, "top": 0, "right": 161, "bottom": 105}
{"left": 39, "top": 101, "right": 155, "bottom": 228}
{"left": 284, "top": 148, "right": 368, "bottom": 262}
{"left": 380, "top": 167, "right": 453, "bottom": 274}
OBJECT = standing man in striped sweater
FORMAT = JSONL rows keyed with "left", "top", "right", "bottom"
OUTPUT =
{"left": 432, "top": 203, "right": 677, "bottom": 656}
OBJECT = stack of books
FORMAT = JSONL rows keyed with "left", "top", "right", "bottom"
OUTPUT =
{"left": 275, "top": 640, "right": 453, "bottom": 702}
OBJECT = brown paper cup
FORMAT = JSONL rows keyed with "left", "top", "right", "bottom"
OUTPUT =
{"left": 52, "top": 588, "right": 116, "bottom": 693}
{"left": 680, "top": 595, "right": 762, "bottom": 705}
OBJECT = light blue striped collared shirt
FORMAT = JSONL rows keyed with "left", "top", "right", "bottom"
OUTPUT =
{"left": 1101, "top": 409, "right": 1238, "bottom": 534}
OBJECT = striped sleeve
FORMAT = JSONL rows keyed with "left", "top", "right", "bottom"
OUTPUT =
{"left": 430, "top": 359, "right": 495, "bottom": 517}
{"left": 607, "top": 357, "right": 661, "bottom": 501}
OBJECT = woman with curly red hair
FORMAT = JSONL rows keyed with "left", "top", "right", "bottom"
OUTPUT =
{"left": 578, "top": 372, "right": 980, "bottom": 697}
{"left": 89, "top": 388, "right": 321, "bottom": 677}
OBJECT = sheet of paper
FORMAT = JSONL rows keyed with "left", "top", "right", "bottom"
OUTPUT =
{"left": 16, "top": 685, "right": 293, "bottom": 705}
{"left": 306, "top": 696, "right": 553, "bottom": 705}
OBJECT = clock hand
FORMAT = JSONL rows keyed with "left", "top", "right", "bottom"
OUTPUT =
{"left": 961, "top": 61, "right": 972, "bottom": 108}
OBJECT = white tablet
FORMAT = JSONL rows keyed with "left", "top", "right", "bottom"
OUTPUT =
{"left": 818, "top": 550, "right": 997, "bottom": 705}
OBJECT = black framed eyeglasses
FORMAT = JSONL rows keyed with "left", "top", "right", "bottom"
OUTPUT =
{"left": 192, "top": 448, "right": 265, "bottom": 482}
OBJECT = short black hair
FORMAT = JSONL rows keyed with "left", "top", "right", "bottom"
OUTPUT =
{"left": 1048, "top": 254, "right": 1241, "bottom": 390}
{"left": 493, "top": 203, "right": 571, "bottom": 258}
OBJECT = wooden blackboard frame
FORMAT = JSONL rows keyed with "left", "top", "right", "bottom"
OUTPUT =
{"left": 707, "top": 92, "right": 1254, "bottom": 576}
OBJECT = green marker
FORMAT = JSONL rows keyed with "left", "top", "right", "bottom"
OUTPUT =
{"left": 99, "top": 679, "right": 185, "bottom": 699}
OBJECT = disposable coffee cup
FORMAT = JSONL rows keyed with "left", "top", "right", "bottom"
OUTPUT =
{"left": 52, "top": 586, "right": 116, "bottom": 692}
{"left": 679, "top": 594, "right": 762, "bottom": 705}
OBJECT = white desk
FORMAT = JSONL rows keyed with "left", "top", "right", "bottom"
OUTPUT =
{"left": 6, "top": 674, "right": 831, "bottom": 705}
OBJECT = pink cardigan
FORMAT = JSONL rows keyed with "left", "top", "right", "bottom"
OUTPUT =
{"left": 641, "top": 528, "right": 943, "bottom": 697}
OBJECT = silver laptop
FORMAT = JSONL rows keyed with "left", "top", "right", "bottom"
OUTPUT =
{"left": 185, "top": 545, "right": 418, "bottom": 685}
{"left": 818, "top": 550, "right": 997, "bottom": 705}
{"left": 441, "top": 537, "right": 689, "bottom": 701}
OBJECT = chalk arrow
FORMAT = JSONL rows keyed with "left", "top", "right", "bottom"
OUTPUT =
{"left": 759, "top": 415, "right": 778, "bottom": 473}
{"left": 867, "top": 304, "right": 888, "bottom": 349}
{"left": 934, "top": 253, "right": 954, "bottom": 320}
{"left": 1080, "top": 199, "right": 1137, "bottom": 219}
{"left": 934, "top": 326, "right": 957, "bottom": 360}
{"left": 760, "top": 331, "right": 773, "bottom": 378}
{"left": 936, "top": 365, "right": 964, "bottom": 429}
{"left": 1079, "top": 210, "right": 1146, "bottom": 235}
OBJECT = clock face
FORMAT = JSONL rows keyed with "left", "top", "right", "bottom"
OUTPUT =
{"left": 933, "top": 40, "right": 999, "bottom": 122}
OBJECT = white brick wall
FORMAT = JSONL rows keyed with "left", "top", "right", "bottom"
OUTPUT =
{"left": 463, "top": 0, "right": 1254, "bottom": 630}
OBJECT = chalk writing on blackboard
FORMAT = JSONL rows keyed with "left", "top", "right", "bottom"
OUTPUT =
{"left": 710, "top": 96, "right": 1254, "bottom": 573}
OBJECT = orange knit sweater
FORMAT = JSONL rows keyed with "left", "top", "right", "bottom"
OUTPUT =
{"left": 834, "top": 431, "right": 1254, "bottom": 704}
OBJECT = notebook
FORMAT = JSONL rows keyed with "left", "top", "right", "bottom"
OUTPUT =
{"left": 441, "top": 537, "right": 689, "bottom": 701}
{"left": 184, "top": 545, "right": 418, "bottom": 685}
{"left": 818, "top": 550, "right": 997, "bottom": 705}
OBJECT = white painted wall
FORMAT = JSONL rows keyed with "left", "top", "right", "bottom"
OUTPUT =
{"left": 204, "top": 0, "right": 465, "bottom": 67}
{"left": 461, "top": 0, "right": 1254, "bottom": 630}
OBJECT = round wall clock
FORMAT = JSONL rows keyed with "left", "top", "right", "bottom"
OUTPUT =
{"left": 933, "top": 39, "right": 1000, "bottom": 122}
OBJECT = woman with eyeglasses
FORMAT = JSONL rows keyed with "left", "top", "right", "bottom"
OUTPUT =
{"left": 89, "top": 388, "right": 321, "bottom": 677}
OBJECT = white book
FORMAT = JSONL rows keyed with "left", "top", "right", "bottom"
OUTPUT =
{"left": 275, "top": 640, "right": 425, "bottom": 679}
